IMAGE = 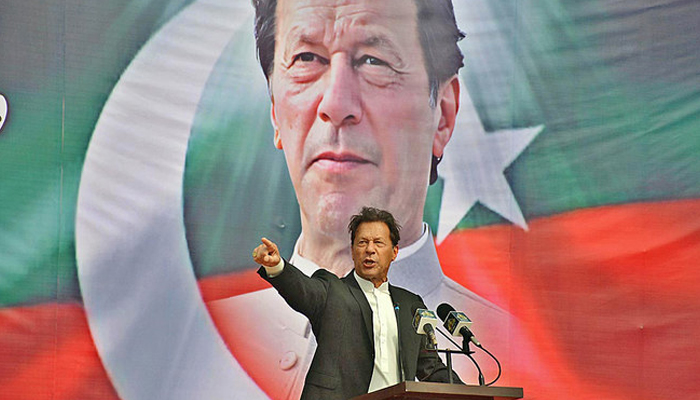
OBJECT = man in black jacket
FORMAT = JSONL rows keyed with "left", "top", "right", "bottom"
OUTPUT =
{"left": 253, "top": 207, "right": 461, "bottom": 400}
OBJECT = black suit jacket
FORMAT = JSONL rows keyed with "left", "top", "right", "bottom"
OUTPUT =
{"left": 259, "top": 260, "right": 461, "bottom": 400}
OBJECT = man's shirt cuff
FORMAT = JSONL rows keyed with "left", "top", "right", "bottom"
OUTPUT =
{"left": 263, "top": 258, "right": 284, "bottom": 278}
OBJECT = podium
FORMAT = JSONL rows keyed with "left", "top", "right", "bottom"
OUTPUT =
{"left": 351, "top": 381, "right": 523, "bottom": 400}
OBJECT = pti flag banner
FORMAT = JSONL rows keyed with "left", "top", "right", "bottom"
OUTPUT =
{"left": 1, "top": 0, "right": 699, "bottom": 399}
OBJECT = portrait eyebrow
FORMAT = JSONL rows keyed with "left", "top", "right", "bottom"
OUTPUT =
{"left": 279, "top": 23, "right": 326, "bottom": 64}
{"left": 359, "top": 34, "right": 405, "bottom": 66}
{"left": 280, "top": 21, "right": 407, "bottom": 66}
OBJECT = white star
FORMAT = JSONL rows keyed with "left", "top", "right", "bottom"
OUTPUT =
{"left": 436, "top": 81, "right": 543, "bottom": 243}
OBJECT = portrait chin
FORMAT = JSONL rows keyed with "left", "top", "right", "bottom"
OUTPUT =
{"left": 305, "top": 187, "right": 381, "bottom": 239}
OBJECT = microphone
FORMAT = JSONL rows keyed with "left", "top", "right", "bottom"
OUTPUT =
{"left": 437, "top": 303, "right": 481, "bottom": 347}
{"left": 412, "top": 308, "right": 439, "bottom": 350}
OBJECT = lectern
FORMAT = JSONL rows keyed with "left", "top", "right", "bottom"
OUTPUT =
{"left": 351, "top": 381, "right": 523, "bottom": 400}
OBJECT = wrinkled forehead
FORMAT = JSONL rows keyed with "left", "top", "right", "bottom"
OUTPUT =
{"left": 275, "top": 0, "right": 419, "bottom": 54}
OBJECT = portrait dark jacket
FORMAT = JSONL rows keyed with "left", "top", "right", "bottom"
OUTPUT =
{"left": 259, "top": 260, "right": 461, "bottom": 400}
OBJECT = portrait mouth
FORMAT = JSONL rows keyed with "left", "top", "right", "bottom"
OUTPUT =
{"left": 309, "top": 151, "right": 374, "bottom": 173}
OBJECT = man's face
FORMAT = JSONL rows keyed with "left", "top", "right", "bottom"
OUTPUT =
{"left": 269, "top": 0, "right": 456, "bottom": 237}
{"left": 351, "top": 221, "right": 398, "bottom": 285}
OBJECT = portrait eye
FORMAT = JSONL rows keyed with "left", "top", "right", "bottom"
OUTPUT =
{"left": 286, "top": 51, "right": 329, "bottom": 82}
{"left": 292, "top": 52, "right": 328, "bottom": 65}
{"left": 354, "top": 54, "right": 400, "bottom": 87}
{"left": 356, "top": 55, "right": 388, "bottom": 67}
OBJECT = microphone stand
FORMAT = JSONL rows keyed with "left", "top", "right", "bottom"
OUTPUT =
{"left": 440, "top": 348, "right": 457, "bottom": 384}
{"left": 435, "top": 328, "right": 484, "bottom": 386}
{"left": 463, "top": 338, "right": 485, "bottom": 386}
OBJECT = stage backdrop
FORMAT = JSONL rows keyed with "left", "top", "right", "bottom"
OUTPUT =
{"left": 1, "top": 0, "right": 699, "bottom": 399}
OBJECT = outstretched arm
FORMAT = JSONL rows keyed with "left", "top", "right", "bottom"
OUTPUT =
{"left": 253, "top": 237, "right": 330, "bottom": 324}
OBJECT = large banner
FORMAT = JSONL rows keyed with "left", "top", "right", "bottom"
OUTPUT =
{"left": 1, "top": 0, "right": 699, "bottom": 399}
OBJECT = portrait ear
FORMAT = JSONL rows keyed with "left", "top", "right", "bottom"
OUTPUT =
{"left": 433, "top": 76, "right": 460, "bottom": 158}
{"left": 270, "top": 96, "right": 283, "bottom": 149}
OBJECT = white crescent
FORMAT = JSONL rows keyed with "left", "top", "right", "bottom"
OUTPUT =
{"left": 75, "top": 0, "right": 268, "bottom": 398}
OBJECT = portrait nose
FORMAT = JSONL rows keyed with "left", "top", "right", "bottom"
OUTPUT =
{"left": 317, "top": 58, "right": 362, "bottom": 127}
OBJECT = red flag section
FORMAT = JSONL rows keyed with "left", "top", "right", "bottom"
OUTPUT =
{"left": 1, "top": 199, "right": 697, "bottom": 399}
{"left": 198, "top": 268, "right": 271, "bottom": 302}
{"left": 438, "top": 198, "right": 700, "bottom": 399}
{"left": 0, "top": 303, "right": 119, "bottom": 400}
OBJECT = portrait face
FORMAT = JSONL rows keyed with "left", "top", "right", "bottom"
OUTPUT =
{"left": 269, "top": 0, "right": 458, "bottom": 239}
{"left": 351, "top": 221, "right": 399, "bottom": 285}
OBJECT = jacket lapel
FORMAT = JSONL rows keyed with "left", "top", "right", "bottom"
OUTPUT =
{"left": 344, "top": 273, "right": 374, "bottom": 346}
{"left": 390, "top": 286, "right": 424, "bottom": 381}
{"left": 389, "top": 286, "right": 412, "bottom": 339}
{"left": 390, "top": 286, "right": 408, "bottom": 380}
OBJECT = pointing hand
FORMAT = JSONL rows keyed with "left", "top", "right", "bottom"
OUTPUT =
{"left": 252, "top": 237, "right": 281, "bottom": 267}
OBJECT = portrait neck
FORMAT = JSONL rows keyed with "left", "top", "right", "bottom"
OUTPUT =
{"left": 297, "top": 229, "right": 354, "bottom": 277}
{"left": 396, "top": 208, "right": 426, "bottom": 250}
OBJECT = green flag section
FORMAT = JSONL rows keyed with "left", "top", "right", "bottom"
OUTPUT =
{"left": 0, "top": 0, "right": 194, "bottom": 308}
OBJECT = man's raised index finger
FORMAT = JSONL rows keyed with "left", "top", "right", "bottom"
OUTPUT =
{"left": 261, "top": 237, "right": 276, "bottom": 252}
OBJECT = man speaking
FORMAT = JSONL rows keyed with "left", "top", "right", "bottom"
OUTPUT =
{"left": 253, "top": 207, "right": 461, "bottom": 399}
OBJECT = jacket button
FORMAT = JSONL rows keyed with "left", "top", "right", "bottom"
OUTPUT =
{"left": 279, "top": 351, "right": 298, "bottom": 370}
